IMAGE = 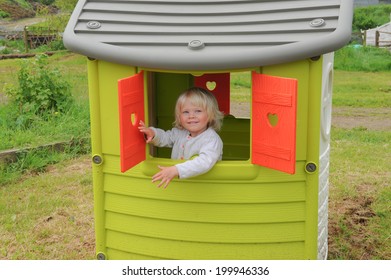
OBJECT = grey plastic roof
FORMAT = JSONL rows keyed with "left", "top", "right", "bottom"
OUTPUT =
{"left": 63, "top": 0, "right": 354, "bottom": 71}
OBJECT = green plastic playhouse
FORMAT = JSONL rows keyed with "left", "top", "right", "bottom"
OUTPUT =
{"left": 64, "top": 0, "right": 353, "bottom": 260}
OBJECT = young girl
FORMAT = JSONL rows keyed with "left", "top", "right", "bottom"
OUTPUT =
{"left": 139, "top": 87, "right": 224, "bottom": 188}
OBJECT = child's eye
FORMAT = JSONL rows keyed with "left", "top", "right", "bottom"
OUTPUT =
{"left": 182, "top": 111, "right": 189, "bottom": 114}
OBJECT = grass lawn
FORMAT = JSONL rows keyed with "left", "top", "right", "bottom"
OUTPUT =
{"left": 0, "top": 155, "right": 94, "bottom": 259}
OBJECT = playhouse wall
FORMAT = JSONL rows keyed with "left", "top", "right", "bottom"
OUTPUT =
{"left": 87, "top": 58, "right": 324, "bottom": 260}
{"left": 318, "top": 53, "right": 334, "bottom": 260}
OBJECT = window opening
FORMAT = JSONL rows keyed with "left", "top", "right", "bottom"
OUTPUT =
{"left": 118, "top": 71, "right": 298, "bottom": 174}
{"left": 230, "top": 71, "right": 251, "bottom": 119}
{"left": 147, "top": 71, "right": 251, "bottom": 161}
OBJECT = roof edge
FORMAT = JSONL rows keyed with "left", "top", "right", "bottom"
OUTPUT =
{"left": 63, "top": 0, "right": 354, "bottom": 71}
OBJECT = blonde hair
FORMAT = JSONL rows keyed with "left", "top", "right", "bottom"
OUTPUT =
{"left": 174, "top": 87, "right": 224, "bottom": 131}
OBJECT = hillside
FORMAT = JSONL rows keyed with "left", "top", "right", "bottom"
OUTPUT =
{"left": 0, "top": 0, "right": 57, "bottom": 20}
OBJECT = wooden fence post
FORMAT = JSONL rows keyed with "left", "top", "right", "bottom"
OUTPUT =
{"left": 362, "top": 30, "right": 367, "bottom": 47}
{"left": 375, "top": 31, "right": 380, "bottom": 47}
{"left": 23, "top": 26, "right": 29, "bottom": 53}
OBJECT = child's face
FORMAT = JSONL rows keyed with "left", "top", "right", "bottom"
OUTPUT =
{"left": 179, "top": 99, "right": 209, "bottom": 137}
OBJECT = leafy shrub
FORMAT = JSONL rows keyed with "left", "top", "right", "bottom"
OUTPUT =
{"left": 49, "top": 39, "right": 65, "bottom": 50}
{"left": 0, "top": 38, "right": 26, "bottom": 54}
{"left": 54, "top": 0, "right": 78, "bottom": 11}
{"left": 0, "top": 10, "right": 10, "bottom": 18}
{"left": 4, "top": 54, "right": 73, "bottom": 117}
{"left": 353, "top": 5, "right": 391, "bottom": 31}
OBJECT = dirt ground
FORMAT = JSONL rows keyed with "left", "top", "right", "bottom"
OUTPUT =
{"left": 332, "top": 107, "right": 391, "bottom": 131}
{"left": 0, "top": 17, "right": 46, "bottom": 32}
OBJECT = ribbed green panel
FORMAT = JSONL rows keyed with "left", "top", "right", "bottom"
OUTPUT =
{"left": 106, "top": 231, "right": 305, "bottom": 260}
{"left": 104, "top": 193, "right": 305, "bottom": 224}
{"left": 103, "top": 173, "right": 306, "bottom": 204}
{"left": 106, "top": 248, "right": 168, "bottom": 260}
{"left": 102, "top": 154, "right": 307, "bottom": 182}
{"left": 105, "top": 211, "right": 304, "bottom": 243}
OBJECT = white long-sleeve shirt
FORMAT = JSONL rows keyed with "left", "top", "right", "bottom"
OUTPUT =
{"left": 150, "top": 127, "right": 223, "bottom": 179}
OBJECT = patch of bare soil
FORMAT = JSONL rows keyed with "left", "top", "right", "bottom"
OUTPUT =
{"left": 36, "top": 156, "right": 95, "bottom": 259}
{"left": 45, "top": 155, "right": 92, "bottom": 177}
{"left": 328, "top": 189, "right": 380, "bottom": 259}
{"left": 0, "top": 17, "right": 46, "bottom": 32}
{"left": 230, "top": 102, "right": 250, "bottom": 118}
{"left": 332, "top": 107, "right": 391, "bottom": 131}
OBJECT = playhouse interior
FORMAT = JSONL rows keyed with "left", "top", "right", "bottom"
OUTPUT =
{"left": 146, "top": 71, "right": 251, "bottom": 162}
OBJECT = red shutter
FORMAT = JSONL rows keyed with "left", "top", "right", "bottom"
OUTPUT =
{"left": 251, "top": 72, "right": 297, "bottom": 174}
{"left": 118, "top": 72, "right": 146, "bottom": 173}
{"left": 194, "top": 73, "right": 230, "bottom": 115}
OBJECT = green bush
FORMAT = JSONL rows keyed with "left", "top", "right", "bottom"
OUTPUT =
{"left": 54, "top": 0, "right": 78, "bottom": 11}
{"left": 0, "top": 38, "right": 26, "bottom": 54}
{"left": 0, "top": 10, "right": 10, "bottom": 18}
{"left": 4, "top": 54, "right": 73, "bottom": 117}
{"left": 353, "top": 5, "right": 391, "bottom": 31}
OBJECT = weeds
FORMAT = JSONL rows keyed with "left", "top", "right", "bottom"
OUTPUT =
{"left": 333, "top": 70, "right": 391, "bottom": 107}
{"left": 0, "top": 137, "right": 90, "bottom": 185}
{"left": 328, "top": 126, "right": 391, "bottom": 259}
{"left": 0, "top": 155, "right": 94, "bottom": 260}
{"left": 0, "top": 53, "right": 90, "bottom": 185}
{"left": 353, "top": 4, "right": 391, "bottom": 31}
{"left": 334, "top": 46, "right": 391, "bottom": 72}
{"left": 4, "top": 54, "right": 73, "bottom": 116}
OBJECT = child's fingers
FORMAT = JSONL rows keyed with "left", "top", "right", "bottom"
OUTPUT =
{"left": 153, "top": 177, "right": 170, "bottom": 188}
{"left": 145, "top": 136, "right": 153, "bottom": 143}
{"left": 138, "top": 121, "right": 146, "bottom": 130}
{"left": 138, "top": 122, "right": 153, "bottom": 143}
{"left": 152, "top": 166, "right": 172, "bottom": 188}
{"left": 156, "top": 178, "right": 170, "bottom": 189}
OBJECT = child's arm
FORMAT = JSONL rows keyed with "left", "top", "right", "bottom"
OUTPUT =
{"left": 175, "top": 136, "right": 223, "bottom": 179}
{"left": 138, "top": 120, "right": 155, "bottom": 143}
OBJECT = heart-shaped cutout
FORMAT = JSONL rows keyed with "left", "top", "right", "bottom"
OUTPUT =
{"left": 267, "top": 113, "right": 279, "bottom": 127}
{"left": 206, "top": 81, "right": 216, "bottom": 91}
{"left": 130, "top": 113, "right": 137, "bottom": 126}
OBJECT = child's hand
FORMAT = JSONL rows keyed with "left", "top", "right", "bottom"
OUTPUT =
{"left": 138, "top": 120, "right": 155, "bottom": 143}
{"left": 152, "top": 165, "right": 179, "bottom": 189}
